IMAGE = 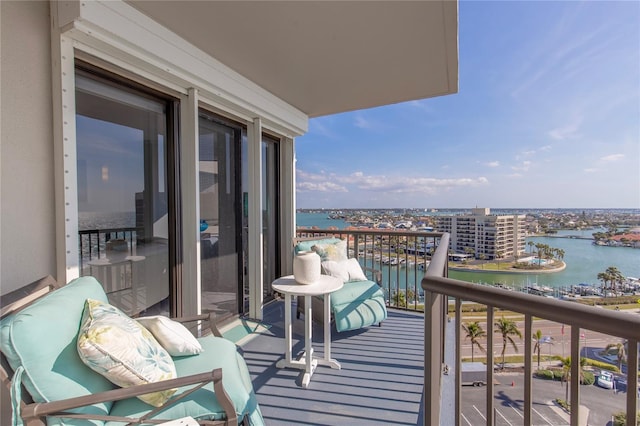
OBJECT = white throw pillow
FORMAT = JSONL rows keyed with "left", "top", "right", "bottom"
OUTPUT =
{"left": 77, "top": 299, "right": 177, "bottom": 407}
{"left": 322, "top": 258, "right": 368, "bottom": 282}
{"left": 345, "top": 258, "right": 368, "bottom": 281}
{"left": 137, "top": 316, "right": 203, "bottom": 356}
{"left": 321, "top": 260, "right": 350, "bottom": 282}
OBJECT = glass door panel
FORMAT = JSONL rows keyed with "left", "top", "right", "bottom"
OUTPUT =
{"left": 199, "top": 112, "right": 242, "bottom": 319}
{"left": 262, "top": 136, "right": 280, "bottom": 300}
{"left": 76, "top": 72, "right": 171, "bottom": 317}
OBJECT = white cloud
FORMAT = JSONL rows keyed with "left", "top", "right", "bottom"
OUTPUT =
{"left": 511, "top": 161, "right": 532, "bottom": 172}
{"left": 584, "top": 168, "right": 599, "bottom": 173}
{"left": 297, "top": 181, "right": 348, "bottom": 193}
{"left": 406, "top": 99, "right": 434, "bottom": 113}
{"left": 296, "top": 169, "right": 489, "bottom": 196}
{"left": 308, "top": 117, "right": 336, "bottom": 139}
{"left": 354, "top": 115, "right": 371, "bottom": 129}
{"left": 600, "top": 154, "right": 624, "bottom": 162}
{"left": 548, "top": 119, "right": 582, "bottom": 141}
{"left": 484, "top": 161, "right": 500, "bottom": 167}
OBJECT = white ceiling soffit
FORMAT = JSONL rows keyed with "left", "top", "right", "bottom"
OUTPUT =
{"left": 127, "top": 1, "right": 458, "bottom": 118}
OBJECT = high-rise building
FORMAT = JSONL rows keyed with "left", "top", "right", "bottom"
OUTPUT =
{"left": 435, "top": 208, "right": 526, "bottom": 259}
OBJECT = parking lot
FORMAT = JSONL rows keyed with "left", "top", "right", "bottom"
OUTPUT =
{"left": 462, "top": 401, "right": 570, "bottom": 425}
{"left": 459, "top": 373, "right": 628, "bottom": 426}
{"left": 461, "top": 384, "right": 569, "bottom": 425}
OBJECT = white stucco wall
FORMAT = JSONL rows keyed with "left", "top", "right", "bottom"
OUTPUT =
{"left": 1, "top": 1, "right": 57, "bottom": 295}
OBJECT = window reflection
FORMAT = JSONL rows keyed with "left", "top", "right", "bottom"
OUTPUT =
{"left": 76, "top": 72, "right": 171, "bottom": 317}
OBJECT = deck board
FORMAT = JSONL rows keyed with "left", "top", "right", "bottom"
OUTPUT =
{"left": 239, "top": 300, "right": 428, "bottom": 425}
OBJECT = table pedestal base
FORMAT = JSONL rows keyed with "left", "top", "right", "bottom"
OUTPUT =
{"left": 274, "top": 288, "right": 342, "bottom": 388}
{"left": 276, "top": 349, "right": 341, "bottom": 388}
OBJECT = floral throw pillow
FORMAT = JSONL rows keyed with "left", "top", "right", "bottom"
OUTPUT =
{"left": 312, "top": 239, "right": 348, "bottom": 262}
{"left": 77, "top": 299, "right": 177, "bottom": 407}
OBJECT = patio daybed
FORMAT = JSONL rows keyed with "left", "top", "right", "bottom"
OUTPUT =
{"left": 0, "top": 275, "right": 263, "bottom": 426}
{"left": 293, "top": 237, "right": 387, "bottom": 332}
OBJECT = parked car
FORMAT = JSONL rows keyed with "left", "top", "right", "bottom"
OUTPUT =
{"left": 596, "top": 371, "right": 614, "bottom": 389}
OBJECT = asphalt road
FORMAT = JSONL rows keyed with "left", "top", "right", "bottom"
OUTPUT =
{"left": 460, "top": 373, "right": 629, "bottom": 426}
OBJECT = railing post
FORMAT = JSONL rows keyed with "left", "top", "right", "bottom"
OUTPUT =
{"left": 421, "top": 233, "right": 449, "bottom": 426}
{"left": 486, "top": 305, "right": 494, "bottom": 426}
{"left": 424, "top": 289, "right": 443, "bottom": 426}
{"left": 627, "top": 338, "right": 638, "bottom": 426}
{"left": 455, "top": 298, "right": 461, "bottom": 426}
{"left": 524, "top": 314, "right": 532, "bottom": 425}
{"left": 570, "top": 326, "right": 580, "bottom": 426}
{"left": 353, "top": 234, "right": 360, "bottom": 260}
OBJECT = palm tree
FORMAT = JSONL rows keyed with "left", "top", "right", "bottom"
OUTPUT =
{"left": 464, "top": 246, "right": 475, "bottom": 262}
{"left": 597, "top": 270, "right": 611, "bottom": 295}
{"left": 561, "top": 356, "right": 587, "bottom": 401}
{"left": 532, "top": 330, "right": 552, "bottom": 370}
{"left": 462, "top": 321, "right": 486, "bottom": 362}
{"left": 494, "top": 316, "right": 522, "bottom": 368}
{"left": 605, "top": 266, "right": 625, "bottom": 296}
{"left": 598, "top": 266, "right": 625, "bottom": 296}
{"left": 527, "top": 241, "right": 534, "bottom": 254}
{"left": 604, "top": 341, "right": 627, "bottom": 371}
{"left": 535, "top": 243, "right": 545, "bottom": 263}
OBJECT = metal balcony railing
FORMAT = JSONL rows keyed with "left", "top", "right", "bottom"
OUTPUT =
{"left": 296, "top": 228, "right": 443, "bottom": 310}
{"left": 78, "top": 227, "right": 139, "bottom": 271}
{"left": 422, "top": 233, "right": 640, "bottom": 426}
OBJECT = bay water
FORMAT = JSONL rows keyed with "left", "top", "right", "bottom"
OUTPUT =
{"left": 296, "top": 212, "right": 640, "bottom": 290}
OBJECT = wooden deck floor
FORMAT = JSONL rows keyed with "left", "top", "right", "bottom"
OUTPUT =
{"left": 238, "top": 300, "right": 427, "bottom": 425}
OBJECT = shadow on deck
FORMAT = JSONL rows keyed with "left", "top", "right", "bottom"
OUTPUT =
{"left": 238, "top": 300, "right": 426, "bottom": 425}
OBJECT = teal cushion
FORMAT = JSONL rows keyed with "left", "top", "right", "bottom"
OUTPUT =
{"left": 334, "top": 296, "right": 388, "bottom": 332}
{"left": 107, "top": 335, "right": 264, "bottom": 425}
{"left": 294, "top": 238, "right": 343, "bottom": 255}
{"left": 0, "top": 276, "right": 116, "bottom": 425}
{"left": 330, "top": 280, "right": 384, "bottom": 306}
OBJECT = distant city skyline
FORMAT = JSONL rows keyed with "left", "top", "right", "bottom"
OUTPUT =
{"left": 294, "top": 1, "right": 640, "bottom": 209}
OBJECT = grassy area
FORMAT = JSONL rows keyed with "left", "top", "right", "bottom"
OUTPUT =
{"left": 461, "top": 355, "right": 627, "bottom": 373}
{"left": 447, "top": 303, "right": 531, "bottom": 321}
{"left": 447, "top": 296, "right": 639, "bottom": 317}
{"left": 576, "top": 295, "right": 640, "bottom": 307}
{"left": 390, "top": 292, "right": 639, "bottom": 315}
{"left": 461, "top": 354, "right": 562, "bottom": 364}
{"left": 450, "top": 258, "right": 564, "bottom": 273}
{"left": 452, "top": 261, "right": 518, "bottom": 271}
{"left": 600, "top": 302, "right": 640, "bottom": 310}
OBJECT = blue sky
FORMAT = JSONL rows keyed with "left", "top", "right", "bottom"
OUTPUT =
{"left": 295, "top": 1, "right": 640, "bottom": 209}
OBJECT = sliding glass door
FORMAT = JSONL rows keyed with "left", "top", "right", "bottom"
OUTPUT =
{"left": 262, "top": 136, "right": 280, "bottom": 301}
{"left": 76, "top": 69, "right": 280, "bottom": 320}
{"left": 199, "top": 112, "right": 243, "bottom": 320}
{"left": 76, "top": 70, "right": 175, "bottom": 316}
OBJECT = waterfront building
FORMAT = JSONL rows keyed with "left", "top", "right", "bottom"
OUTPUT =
{"left": 435, "top": 207, "right": 526, "bottom": 259}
